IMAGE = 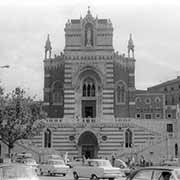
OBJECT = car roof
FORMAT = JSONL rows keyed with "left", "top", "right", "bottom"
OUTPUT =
{"left": 0, "top": 163, "right": 30, "bottom": 168}
{"left": 135, "top": 166, "right": 180, "bottom": 171}
{"left": 87, "top": 159, "right": 109, "bottom": 161}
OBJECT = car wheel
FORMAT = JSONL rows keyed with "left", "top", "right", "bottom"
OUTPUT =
{"left": 109, "top": 178, "right": 114, "bottom": 180}
{"left": 40, "top": 169, "right": 43, "bottom": 176}
{"left": 63, "top": 173, "right": 66, "bottom": 176}
{"left": 73, "top": 172, "right": 79, "bottom": 180}
{"left": 91, "top": 175, "right": 98, "bottom": 180}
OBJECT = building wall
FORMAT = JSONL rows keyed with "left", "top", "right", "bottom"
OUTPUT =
{"left": 43, "top": 58, "right": 64, "bottom": 118}
{"left": 135, "top": 93, "right": 165, "bottom": 119}
{"left": 30, "top": 117, "right": 179, "bottom": 164}
{"left": 148, "top": 77, "right": 180, "bottom": 119}
{"left": 37, "top": 9, "right": 180, "bottom": 164}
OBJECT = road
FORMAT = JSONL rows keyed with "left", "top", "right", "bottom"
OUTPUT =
{"left": 39, "top": 170, "right": 125, "bottom": 180}
{"left": 39, "top": 170, "right": 73, "bottom": 180}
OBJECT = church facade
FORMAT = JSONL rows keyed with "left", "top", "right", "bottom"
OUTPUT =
{"left": 32, "top": 9, "right": 180, "bottom": 163}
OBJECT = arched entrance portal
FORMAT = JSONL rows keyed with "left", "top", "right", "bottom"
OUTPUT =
{"left": 78, "top": 131, "right": 98, "bottom": 159}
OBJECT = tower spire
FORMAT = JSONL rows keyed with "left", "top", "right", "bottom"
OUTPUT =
{"left": 87, "top": 6, "right": 91, "bottom": 14}
{"left": 44, "top": 34, "right": 52, "bottom": 59}
{"left": 128, "top": 33, "right": 135, "bottom": 58}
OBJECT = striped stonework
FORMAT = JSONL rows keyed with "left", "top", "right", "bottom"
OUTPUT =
{"left": 52, "top": 127, "right": 78, "bottom": 156}
{"left": 106, "top": 61, "right": 114, "bottom": 85}
{"left": 102, "top": 88, "right": 114, "bottom": 117}
{"left": 102, "top": 61, "right": 114, "bottom": 118}
{"left": 64, "top": 61, "right": 75, "bottom": 118}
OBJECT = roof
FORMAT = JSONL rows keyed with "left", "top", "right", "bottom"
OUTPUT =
{"left": 148, "top": 76, "right": 180, "bottom": 90}
{"left": 98, "top": 19, "right": 108, "bottom": 24}
{"left": 135, "top": 166, "right": 180, "bottom": 171}
{"left": 71, "top": 19, "right": 80, "bottom": 24}
{"left": 87, "top": 159, "right": 109, "bottom": 161}
{"left": 0, "top": 163, "right": 31, "bottom": 167}
{"left": 136, "top": 89, "right": 147, "bottom": 94}
{"left": 70, "top": 19, "right": 109, "bottom": 24}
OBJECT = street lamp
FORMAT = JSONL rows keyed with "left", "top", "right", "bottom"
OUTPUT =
{"left": 0, "top": 65, "right": 10, "bottom": 69}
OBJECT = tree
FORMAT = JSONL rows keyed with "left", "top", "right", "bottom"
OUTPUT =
{"left": 0, "top": 87, "right": 46, "bottom": 157}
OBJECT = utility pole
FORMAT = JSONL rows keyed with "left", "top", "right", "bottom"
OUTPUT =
{"left": 0, "top": 65, "right": 10, "bottom": 69}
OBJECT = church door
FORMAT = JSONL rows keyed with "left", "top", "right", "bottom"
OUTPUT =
{"left": 78, "top": 131, "right": 98, "bottom": 158}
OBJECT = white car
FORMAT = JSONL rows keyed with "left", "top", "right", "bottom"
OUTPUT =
{"left": 114, "top": 159, "right": 131, "bottom": 176}
{"left": 0, "top": 163, "right": 39, "bottom": 180}
{"left": 73, "top": 159, "right": 123, "bottom": 180}
{"left": 39, "top": 159, "right": 69, "bottom": 176}
{"left": 22, "top": 158, "right": 39, "bottom": 174}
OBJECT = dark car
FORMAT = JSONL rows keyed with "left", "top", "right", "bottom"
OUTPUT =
{"left": 127, "top": 166, "right": 180, "bottom": 180}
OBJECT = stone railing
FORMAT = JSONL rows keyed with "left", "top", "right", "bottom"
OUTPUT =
{"left": 46, "top": 118, "right": 63, "bottom": 123}
{"left": 81, "top": 118, "right": 96, "bottom": 123}
{"left": 46, "top": 117, "right": 97, "bottom": 124}
{"left": 115, "top": 118, "right": 176, "bottom": 122}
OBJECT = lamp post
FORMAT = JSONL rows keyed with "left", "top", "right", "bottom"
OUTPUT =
{"left": 0, "top": 65, "right": 10, "bottom": 93}
{"left": 0, "top": 65, "right": 10, "bottom": 69}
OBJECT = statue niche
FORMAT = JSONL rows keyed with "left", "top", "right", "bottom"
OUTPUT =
{"left": 85, "top": 23, "right": 93, "bottom": 47}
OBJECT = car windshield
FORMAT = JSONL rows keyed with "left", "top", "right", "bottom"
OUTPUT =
{"left": 24, "top": 159, "right": 36, "bottom": 164}
{"left": 49, "top": 160, "right": 65, "bottom": 165}
{"left": 95, "top": 160, "right": 112, "bottom": 167}
{"left": 3, "top": 165, "right": 37, "bottom": 178}
{"left": 116, "top": 160, "right": 127, "bottom": 168}
{"left": 174, "top": 170, "right": 180, "bottom": 179}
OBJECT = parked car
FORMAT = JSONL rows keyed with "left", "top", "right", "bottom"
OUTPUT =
{"left": 161, "top": 158, "right": 180, "bottom": 166}
{"left": 22, "top": 158, "right": 39, "bottom": 173}
{"left": 0, "top": 163, "right": 39, "bottom": 180}
{"left": 127, "top": 166, "right": 180, "bottom": 180}
{"left": 39, "top": 159, "right": 69, "bottom": 176}
{"left": 72, "top": 159, "right": 124, "bottom": 180}
{"left": 114, "top": 159, "right": 131, "bottom": 176}
{"left": 67, "top": 156, "right": 84, "bottom": 168}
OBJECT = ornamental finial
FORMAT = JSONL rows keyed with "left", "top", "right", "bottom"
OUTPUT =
{"left": 88, "top": 6, "right": 91, "bottom": 14}
{"left": 128, "top": 33, "right": 135, "bottom": 58}
{"left": 44, "top": 34, "right": 52, "bottom": 59}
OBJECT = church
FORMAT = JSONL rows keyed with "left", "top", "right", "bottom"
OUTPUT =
{"left": 33, "top": 8, "right": 180, "bottom": 163}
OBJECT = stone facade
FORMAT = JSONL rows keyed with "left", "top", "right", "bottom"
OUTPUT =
{"left": 148, "top": 76, "right": 180, "bottom": 119}
{"left": 13, "top": 9, "right": 180, "bottom": 164}
{"left": 43, "top": 9, "right": 136, "bottom": 121}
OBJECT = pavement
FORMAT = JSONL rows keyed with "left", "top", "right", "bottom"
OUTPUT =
{"left": 39, "top": 169, "right": 73, "bottom": 180}
{"left": 39, "top": 169, "right": 126, "bottom": 180}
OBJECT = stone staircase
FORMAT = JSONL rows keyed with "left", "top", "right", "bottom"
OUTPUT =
{"left": 14, "top": 140, "right": 60, "bottom": 163}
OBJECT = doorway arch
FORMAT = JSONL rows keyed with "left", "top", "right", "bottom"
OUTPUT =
{"left": 78, "top": 131, "right": 98, "bottom": 159}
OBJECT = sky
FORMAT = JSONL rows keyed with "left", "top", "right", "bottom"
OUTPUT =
{"left": 0, "top": 0, "right": 180, "bottom": 100}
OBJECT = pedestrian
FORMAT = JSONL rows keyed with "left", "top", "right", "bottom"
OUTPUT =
{"left": 111, "top": 155, "right": 115, "bottom": 167}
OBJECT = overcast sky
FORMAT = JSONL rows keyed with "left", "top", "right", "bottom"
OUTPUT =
{"left": 0, "top": 0, "right": 180, "bottom": 100}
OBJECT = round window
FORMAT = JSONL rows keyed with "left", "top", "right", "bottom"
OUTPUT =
{"left": 155, "top": 97, "right": 161, "bottom": 103}
{"left": 69, "top": 135, "right": 75, "bottom": 141}
{"left": 135, "top": 97, "right": 141, "bottom": 103}
{"left": 145, "top": 98, "right": 151, "bottom": 104}
{"left": 102, "top": 135, "right": 107, "bottom": 141}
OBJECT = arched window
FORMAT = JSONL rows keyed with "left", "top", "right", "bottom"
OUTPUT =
{"left": 172, "top": 96, "right": 175, "bottom": 105}
{"left": 52, "top": 81, "right": 63, "bottom": 104}
{"left": 116, "top": 81, "right": 126, "bottom": 104}
{"left": 125, "top": 129, "right": 132, "bottom": 148}
{"left": 83, "top": 84, "right": 87, "bottom": 96}
{"left": 82, "top": 78, "right": 96, "bottom": 97}
{"left": 44, "top": 129, "right": 51, "bottom": 148}
{"left": 87, "top": 84, "right": 91, "bottom": 96}
{"left": 91, "top": 84, "right": 95, "bottom": 96}
{"left": 175, "top": 143, "right": 178, "bottom": 157}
